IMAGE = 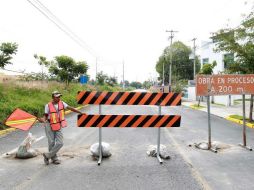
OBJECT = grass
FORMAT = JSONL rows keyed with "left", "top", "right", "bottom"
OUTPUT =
{"left": 234, "top": 99, "right": 251, "bottom": 101}
{"left": 212, "top": 102, "right": 225, "bottom": 107}
{"left": 229, "top": 115, "right": 254, "bottom": 124}
{"left": 0, "top": 81, "right": 125, "bottom": 130}
{"left": 190, "top": 104, "right": 206, "bottom": 110}
{"left": 233, "top": 100, "right": 241, "bottom": 105}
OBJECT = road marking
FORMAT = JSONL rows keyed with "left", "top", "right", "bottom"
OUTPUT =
{"left": 164, "top": 128, "right": 212, "bottom": 190}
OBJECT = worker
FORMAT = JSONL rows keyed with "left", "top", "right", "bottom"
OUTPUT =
{"left": 39, "top": 90, "right": 82, "bottom": 165}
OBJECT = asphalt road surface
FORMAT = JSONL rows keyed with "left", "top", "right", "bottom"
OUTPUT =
{"left": 0, "top": 105, "right": 254, "bottom": 190}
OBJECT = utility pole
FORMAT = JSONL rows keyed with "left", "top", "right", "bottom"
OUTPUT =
{"left": 192, "top": 38, "right": 197, "bottom": 80}
{"left": 166, "top": 30, "right": 178, "bottom": 88}
{"left": 162, "top": 56, "right": 165, "bottom": 87}
{"left": 95, "top": 57, "right": 98, "bottom": 83}
{"left": 122, "top": 60, "right": 125, "bottom": 89}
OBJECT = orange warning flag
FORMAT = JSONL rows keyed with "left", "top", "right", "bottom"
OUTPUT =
{"left": 5, "top": 108, "right": 37, "bottom": 131}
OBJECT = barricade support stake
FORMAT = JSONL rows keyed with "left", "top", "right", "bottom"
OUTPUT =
{"left": 98, "top": 105, "right": 103, "bottom": 165}
{"left": 157, "top": 106, "right": 163, "bottom": 164}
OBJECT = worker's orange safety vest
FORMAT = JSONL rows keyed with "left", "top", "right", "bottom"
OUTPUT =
{"left": 48, "top": 101, "right": 67, "bottom": 131}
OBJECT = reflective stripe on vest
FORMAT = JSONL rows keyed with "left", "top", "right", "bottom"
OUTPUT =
{"left": 48, "top": 101, "right": 67, "bottom": 131}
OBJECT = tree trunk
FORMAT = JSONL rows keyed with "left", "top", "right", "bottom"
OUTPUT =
{"left": 249, "top": 94, "right": 253, "bottom": 122}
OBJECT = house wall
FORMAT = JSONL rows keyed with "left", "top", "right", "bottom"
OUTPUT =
{"left": 200, "top": 41, "right": 225, "bottom": 74}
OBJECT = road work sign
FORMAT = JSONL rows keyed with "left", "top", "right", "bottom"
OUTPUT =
{"left": 77, "top": 91, "right": 182, "bottom": 127}
{"left": 196, "top": 74, "right": 254, "bottom": 96}
{"left": 77, "top": 91, "right": 182, "bottom": 165}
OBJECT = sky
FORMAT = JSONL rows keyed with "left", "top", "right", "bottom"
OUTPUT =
{"left": 0, "top": 0, "right": 253, "bottom": 83}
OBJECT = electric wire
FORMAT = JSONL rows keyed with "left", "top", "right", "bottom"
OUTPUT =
{"left": 33, "top": 0, "right": 98, "bottom": 57}
{"left": 26, "top": 0, "right": 98, "bottom": 57}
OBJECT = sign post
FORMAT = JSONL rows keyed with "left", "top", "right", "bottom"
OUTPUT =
{"left": 239, "top": 94, "right": 252, "bottom": 151}
{"left": 206, "top": 80, "right": 218, "bottom": 153}
{"left": 196, "top": 74, "right": 254, "bottom": 152}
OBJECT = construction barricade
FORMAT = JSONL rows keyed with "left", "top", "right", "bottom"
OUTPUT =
{"left": 77, "top": 91, "right": 182, "bottom": 165}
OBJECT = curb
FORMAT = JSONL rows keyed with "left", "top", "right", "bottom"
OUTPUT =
{"left": 0, "top": 105, "right": 87, "bottom": 136}
{"left": 0, "top": 128, "right": 16, "bottom": 136}
{"left": 185, "top": 103, "right": 254, "bottom": 129}
{"left": 65, "top": 105, "right": 86, "bottom": 115}
{"left": 226, "top": 116, "right": 254, "bottom": 129}
{"left": 189, "top": 105, "right": 206, "bottom": 110}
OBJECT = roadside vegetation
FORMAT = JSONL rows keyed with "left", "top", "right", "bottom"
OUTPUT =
{"left": 213, "top": 11, "right": 254, "bottom": 121}
{"left": 0, "top": 42, "right": 150, "bottom": 130}
{"left": 0, "top": 81, "right": 131, "bottom": 130}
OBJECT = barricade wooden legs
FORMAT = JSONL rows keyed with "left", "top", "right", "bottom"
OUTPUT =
{"left": 96, "top": 104, "right": 165, "bottom": 165}
{"left": 157, "top": 106, "right": 163, "bottom": 164}
{"left": 98, "top": 105, "right": 103, "bottom": 165}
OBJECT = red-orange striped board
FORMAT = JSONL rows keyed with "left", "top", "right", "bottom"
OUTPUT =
{"left": 77, "top": 114, "right": 181, "bottom": 127}
{"left": 77, "top": 91, "right": 181, "bottom": 106}
{"left": 5, "top": 108, "right": 37, "bottom": 131}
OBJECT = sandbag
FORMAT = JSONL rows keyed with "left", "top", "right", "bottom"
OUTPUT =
{"left": 146, "top": 144, "right": 170, "bottom": 159}
{"left": 16, "top": 145, "right": 37, "bottom": 159}
{"left": 2, "top": 132, "right": 44, "bottom": 159}
{"left": 90, "top": 142, "right": 111, "bottom": 158}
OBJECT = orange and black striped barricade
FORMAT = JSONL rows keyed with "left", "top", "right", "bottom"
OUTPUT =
{"left": 77, "top": 91, "right": 182, "bottom": 165}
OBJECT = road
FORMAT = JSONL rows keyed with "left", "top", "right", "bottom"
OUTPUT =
{"left": 0, "top": 105, "right": 254, "bottom": 190}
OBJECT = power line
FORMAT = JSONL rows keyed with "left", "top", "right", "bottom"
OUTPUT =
{"left": 0, "top": 68, "right": 26, "bottom": 74}
{"left": 26, "top": 0, "right": 98, "bottom": 57}
{"left": 34, "top": 0, "right": 98, "bottom": 57}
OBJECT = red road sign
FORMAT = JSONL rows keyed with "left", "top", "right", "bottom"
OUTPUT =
{"left": 196, "top": 74, "right": 254, "bottom": 96}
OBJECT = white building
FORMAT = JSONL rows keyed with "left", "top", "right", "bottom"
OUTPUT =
{"left": 188, "top": 40, "right": 240, "bottom": 106}
{"left": 200, "top": 41, "right": 234, "bottom": 74}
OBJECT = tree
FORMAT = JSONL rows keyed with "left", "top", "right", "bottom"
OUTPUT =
{"left": 49, "top": 55, "right": 88, "bottom": 86}
{"left": 199, "top": 61, "right": 217, "bottom": 74}
{"left": 34, "top": 54, "right": 50, "bottom": 80}
{"left": 124, "top": 80, "right": 130, "bottom": 87}
{"left": 143, "top": 80, "right": 153, "bottom": 89}
{"left": 197, "top": 61, "right": 217, "bottom": 106}
{"left": 156, "top": 41, "right": 200, "bottom": 85}
{"left": 213, "top": 12, "right": 254, "bottom": 121}
{"left": 96, "top": 71, "right": 108, "bottom": 85}
{"left": 105, "top": 76, "right": 118, "bottom": 86}
{"left": 130, "top": 81, "right": 142, "bottom": 89}
{"left": 0, "top": 42, "right": 18, "bottom": 68}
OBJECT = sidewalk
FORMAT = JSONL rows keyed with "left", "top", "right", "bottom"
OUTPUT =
{"left": 182, "top": 99, "right": 254, "bottom": 128}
